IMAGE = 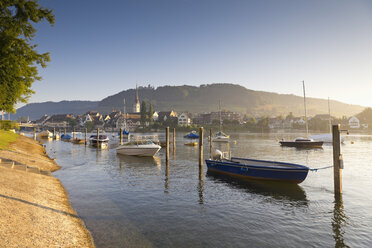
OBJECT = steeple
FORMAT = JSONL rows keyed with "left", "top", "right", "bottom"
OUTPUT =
{"left": 132, "top": 84, "right": 141, "bottom": 113}
{"left": 135, "top": 83, "right": 140, "bottom": 105}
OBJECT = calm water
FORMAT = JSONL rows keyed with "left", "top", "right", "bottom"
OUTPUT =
{"left": 42, "top": 132, "right": 372, "bottom": 247}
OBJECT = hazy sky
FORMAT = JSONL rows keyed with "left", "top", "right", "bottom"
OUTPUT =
{"left": 30, "top": 0, "right": 372, "bottom": 106}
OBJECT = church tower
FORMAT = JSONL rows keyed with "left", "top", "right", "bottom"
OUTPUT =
{"left": 132, "top": 84, "right": 140, "bottom": 113}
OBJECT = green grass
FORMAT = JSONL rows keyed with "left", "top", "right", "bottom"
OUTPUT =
{"left": 0, "top": 130, "right": 19, "bottom": 150}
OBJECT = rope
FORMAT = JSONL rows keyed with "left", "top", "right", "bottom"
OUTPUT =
{"left": 310, "top": 165, "right": 333, "bottom": 172}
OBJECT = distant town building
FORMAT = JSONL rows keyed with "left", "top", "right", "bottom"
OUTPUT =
{"left": 349, "top": 116, "right": 360, "bottom": 128}
{"left": 178, "top": 113, "right": 192, "bottom": 126}
{"left": 158, "top": 111, "right": 178, "bottom": 122}
{"left": 194, "top": 111, "right": 241, "bottom": 125}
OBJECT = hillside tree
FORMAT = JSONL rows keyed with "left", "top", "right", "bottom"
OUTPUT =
{"left": 140, "top": 100, "right": 147, "bottom": 124}
{"left": 0, "top": 0, "right": 54, "bottom": 113}
{"left": 148, "top": 102, "right": 154, "bottom": 123}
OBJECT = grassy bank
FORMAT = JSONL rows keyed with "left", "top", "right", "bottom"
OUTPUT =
{"left": 0, "top": 130, "right": 18, "bottom": 150}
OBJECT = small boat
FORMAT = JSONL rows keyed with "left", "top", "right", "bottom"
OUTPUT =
{"left": 89, "top": 134, "right": 109, "bottom": 148}
{"left": 206, "top": 150, "right": 309, "bottom": 184}
{"left": 71, "top": 138, "right": 86, "bottom": 144}
{"left": 60, "top": 134, "right": 72, "bottom": 141}
{"left": 38, "top": 130, "right": 53, "bottom": 139}
{"left": 184, "top": 142, "right": 197, "bottom": 146}
{"left": 279, "top": 137, "right": 323, "bottom": 148}
{"left": 71, "top": 132, "right": 85, "bottom": 144}
{"left": 279, "top": 81, "right": 323, "bottom": 149}
{"left": 213, "top": 131, "right": 229, "bottom": 143}
{"left": 184, "top": 131, "right": 199, "bottom": 139}
{"left": 116, "top": 140, "right": 161, "bottom": 157}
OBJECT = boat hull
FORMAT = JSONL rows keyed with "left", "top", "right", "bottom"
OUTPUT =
{"left": 90, "top": 141, "right": 108, "bottom": 149}
{"left": 116, "top": 146, "right": 161, "bottom": 156}
{"left": 205, "top": 158, "right": 309, "bottom": 184}
{"left": 279, "top": 141, "right": 323, "bottom": 148}
{"left": 72, "top": 138, "right": 85, "bottom": 144}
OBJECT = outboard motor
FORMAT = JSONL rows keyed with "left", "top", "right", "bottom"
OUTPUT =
{"left": 212, "top": 149, "right": 223, "bottom": 161}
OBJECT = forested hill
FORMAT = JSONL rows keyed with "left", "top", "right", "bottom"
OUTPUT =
{"left": 14, "top": 84, "right": 364, "bottom": 120}
{"left": 97, "top": 84, "right": 363, "bottom": 117}
{"left": 13, "top": 101, "right": 98, "bottom": 120}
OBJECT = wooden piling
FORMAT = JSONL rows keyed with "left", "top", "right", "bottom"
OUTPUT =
{"left": 165, "top": 127, "right": 169, "bottom": 163}
{"left": 209, "top": 128, "right": 212, "bottom": 158}
{"left": 33, "top": 127, "right": 36, "bottom": 140}
{"left": 85, "top": 128, "right": 87, "bottom": 145}
{"left": 73, "top": 128, "right": 75, "bottom": 140}
{"left": 199, "top": 127, "right": 204, "bottom": 171}
{"left": 332, "top": 124, "right": 342, "bottom": 197}
{"left": 97, "top": 128, "right": 100, "bottom": 148}
{"left": 120, "top": 128, "right": 123, "bottom": 145}
{"left": 59, "top": 128, "right": 61, "bottom": 136}
{"left": 64, "top": 128, "right": 66, "bottom": 135}
{"left": 173, "top": 128, "right": 176, "bottom": 152}
{"left": 53, "top": 128, "right": 55, "bottom": 137}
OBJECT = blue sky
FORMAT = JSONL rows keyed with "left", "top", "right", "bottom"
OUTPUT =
{"left": 30, "top": 0, "right": 372, "bottom": 106}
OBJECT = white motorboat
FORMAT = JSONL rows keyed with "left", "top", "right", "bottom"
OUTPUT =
{"left": 89, "top": 134, "right": 109, "bottom": 148}
{"left": 116, "top": 140, "right": 161, "bottom": 157}
{"left": 38, "top": 130, "right": 53, "bottom": 139}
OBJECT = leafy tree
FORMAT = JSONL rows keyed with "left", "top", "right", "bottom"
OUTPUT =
{"left": 148, "top": 102, "right": 154, "bottom": 123}
{"left": 0, "top": 0, "right": 54, "bottom": 113}
{"left": 140, "top": 100, "right": 147, "bottom": 124}
{"left": 69, "top": 118, "right": 77, "bottom": 129}
{"left": 84, "top": 121, "right": 94, "bottom": 132}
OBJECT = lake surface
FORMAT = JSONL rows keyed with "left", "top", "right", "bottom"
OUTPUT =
{"left": 42, "top": 132, "right": 372, "bottom": 247}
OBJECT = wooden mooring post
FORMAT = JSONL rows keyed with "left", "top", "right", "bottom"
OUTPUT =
{"left": 199, "top": 127, "right": 204, "bottom": 175}
{"left": 73, "top": 128, "right": 75, "bottom": 140}
{"left": 165, "top": 127, "right": 169, "bottom": 163}
{"left": 120, "top": 128, "right": 123, "bottom": 145}
{"left": 64, "top": 128, "right": 66, "bottom": 135}
{"left": 53, "top": 128, "right": 55, "bottom": 137}
{"left": 85, "top": 128, "right": 87, "bottom": 145}
{"left": 332, "top": 124, "right": 342, "bottom": 198}
{"left": 59, "top": 128, "right": 61, "bottom": 136}
{"left": 33, "top": 127, "right": 36, "bottom": 140}
{"left": 173, "top": 128, "right": 176, "bottom": 152}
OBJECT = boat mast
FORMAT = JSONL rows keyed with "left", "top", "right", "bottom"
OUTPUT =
{"left": 328, "top": 97, "right": 332, "bottom": 133}
{"left": 302, "top": 81, "right": 309, "bottom": 137}
{"left": 123, "top": 98, "right": 127, "bottom": 130}
{"left": 219, "top": 99, "right": 222, "bottom": 131}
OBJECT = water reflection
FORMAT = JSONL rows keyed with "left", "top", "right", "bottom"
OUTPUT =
{"left": 164, "top": 160, "right": 169, "bottom": 193}
{"left": 206, "top": 171, "right": 308, "bottom": 207}
{"left": 333, "top": 196, "right": 349, "bottom": 248}
{"left": 117, "top": 154, "right": 161, "bottom": 170}
{"left": 197, "top": 178, "right": 204, "bottom": 205}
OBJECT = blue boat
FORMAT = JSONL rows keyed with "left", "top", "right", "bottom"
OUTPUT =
{"left": 118, "top": 129, "right": 130, "bottom": 136}
{"left": 205, "top": 156, "right": 309, "bottom": 184}
{"left": 61, "top": 134, "right": 72, "bottom": 141}
{"left": 184, "top": 131, "right": 199, "bottom": 139}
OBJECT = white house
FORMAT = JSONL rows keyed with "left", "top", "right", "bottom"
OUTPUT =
{"left": 178, "top": 113, "right": 192, "bottom": 126}
{"left": 152, "top": 111, "right": 159, "bottom": 122}
{"left": 348, "top": 116, "right": 360, "bottom": 128}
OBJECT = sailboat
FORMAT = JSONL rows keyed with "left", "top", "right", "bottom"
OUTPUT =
{"left": 309, "top": 98, "right": 345, "bottom": 144}
{"left": 212, "top": 100, "right": 229, "bottom": 143}
{"left": 279, "top": 81, "right": 323, "bottom": 148}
